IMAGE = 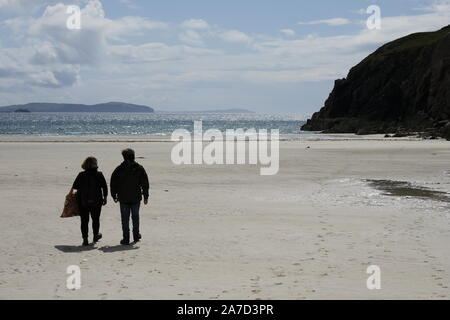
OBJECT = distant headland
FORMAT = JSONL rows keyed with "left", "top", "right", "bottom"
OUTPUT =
{"left": 0, "top": 103, "right": 254, "bottom": 114}
{"left": 0, "top": 102, "right": 154, "bottom": 113}
{"left": 302, "top": 25, "right": 450, "bottom": 140}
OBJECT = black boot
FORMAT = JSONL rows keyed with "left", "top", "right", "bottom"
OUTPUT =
{"left": 82, "top": 238, "right": 89, "bottom": 246}
{"left": 133, "top": 232, "right": 142, "bottom": 243}
{"left": 120, "top": 237, "right": 130, "bottom": 245}
{"left": 93, "top": 233, "right": 102, "bottom": 243}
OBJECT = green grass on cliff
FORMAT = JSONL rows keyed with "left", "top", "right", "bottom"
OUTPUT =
{"left": 381, "top": 25, "right": 450, "bottom": 54}
{"left": 355, "top": 25, "right": 450, "bottom": 68}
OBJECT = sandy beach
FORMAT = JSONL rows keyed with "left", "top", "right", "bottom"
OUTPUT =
{"left": 0, "top": 136, "right": 449, "bottom": 299}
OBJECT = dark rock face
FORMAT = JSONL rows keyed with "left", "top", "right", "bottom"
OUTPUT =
{"left": 302, "top": 26, "right": 450, "bottom": 139}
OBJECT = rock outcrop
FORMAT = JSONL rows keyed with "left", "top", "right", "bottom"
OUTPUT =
{"left": 302, "top": 26, "right": 450, "bottom": 139}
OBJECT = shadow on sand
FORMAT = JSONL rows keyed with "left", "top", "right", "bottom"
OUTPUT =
{"left": 54, "top": 245, "right": 97, "bottom": 253}
{"left": 98, "top": 245, "right": 139, "bottom": 253}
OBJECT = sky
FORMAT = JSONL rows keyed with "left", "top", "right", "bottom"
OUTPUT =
{"left": 0, "top": 0, "right": 449, "bottom": 116}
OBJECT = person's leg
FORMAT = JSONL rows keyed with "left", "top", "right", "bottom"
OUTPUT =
{"left": 131, "top": 202, "right": 141, "bottom": 242}
{"left": 91, "top": 206, "right": 102, "bottom": 241}
{"left": 120, "top": 203, "right": 131, "bottom": 243}
{"left": 79, "top": 207, "right": 89, "bottom": 245}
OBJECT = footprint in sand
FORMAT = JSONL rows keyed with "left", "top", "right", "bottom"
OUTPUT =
{"left": 250, "top": 276, "right": 261, "bottom": 294}
{"left": 271, "top": 267, "right": 287, "bottom": 278}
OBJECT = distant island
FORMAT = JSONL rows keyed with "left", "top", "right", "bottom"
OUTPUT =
{"left": 158, "top": 108, "right": 254, "bottom": 114}
{"left": 302, "top": 25, "right": 450, "bottom": 139}
{"left": 0, "top": 102, "right": 154, "bottom": 113}
{"left": 0, "top": 103, "right": 253, "bottom": 114}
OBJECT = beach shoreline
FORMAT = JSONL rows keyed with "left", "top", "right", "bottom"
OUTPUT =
{"left": 0, "top": 133, "right": 430, "bottom": 143}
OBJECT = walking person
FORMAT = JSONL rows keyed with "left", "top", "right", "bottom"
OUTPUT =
{"left": 110, "top": 149, "right": 149, "bottom": 245}
{"left": 72, "top": 157, "right": 108, "bottom": 246}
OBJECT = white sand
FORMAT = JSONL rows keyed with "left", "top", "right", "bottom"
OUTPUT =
{"left": 0, "top": 137, "right": 449, "bottom": 299}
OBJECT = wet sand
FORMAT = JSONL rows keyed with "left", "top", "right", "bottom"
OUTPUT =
{"left": 0, "top": 137, "right": 449, "bottom": 299}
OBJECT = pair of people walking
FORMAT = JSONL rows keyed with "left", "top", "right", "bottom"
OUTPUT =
{"left": 72, "top": 148, "right": 149, "bottom": 246}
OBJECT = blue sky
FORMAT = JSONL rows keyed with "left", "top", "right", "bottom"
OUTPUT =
{"left": 0, "top": 0, "right": 449, "bottom": 115}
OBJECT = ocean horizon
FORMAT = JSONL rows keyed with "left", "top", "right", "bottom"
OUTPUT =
{"left": 0, "top": 112, "right": 309, "bottom": 137}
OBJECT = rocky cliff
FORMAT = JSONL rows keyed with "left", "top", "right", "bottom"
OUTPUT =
{"left": 301, "top": 26, "right": 450, "bottom": 139}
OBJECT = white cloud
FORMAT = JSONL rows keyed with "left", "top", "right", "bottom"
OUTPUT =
{"left": 0, "top": 45, "right": 80, "bottom": 89}
{"left": 178, "top": 29, "right": 204, "bottom": 46}
{"left": 0, "top": 0, "right": 46, "bottom": 14}
{"left": 105, "top": 16, "right": 168, "bottom": 41}
{"left": 11, "top": 0, "right": 167, "bottom": 66}
{"left": 280, "top": 29, "right": 295, "bottom": 36}
{"left": 180, "top": 19, "right": 254, "bottom": 46}
{"left": 111, "top": 42, "right": 221, "bottom": 63}
{"left": 219, "top": 30, "right": 252, "bottom": 43}
{"left": 0, "top": 0, "right": 84, "bottom": 15}
{"left": 420, "top": 0, "right": 450, "bottom": 12}
{"left": 298, "top": 18, "right": 350, "bottom": 26}
{"left": 26, "top": 1, "right": 106, "bottom": 65}
{"left": 181, "top": 19, "right": 210, "bottom": 30}
{"left": 118, "top": 0, "right": 138, "bottom": 9}
{"left": 27, "top": 68, "right": 79, "bottom": 88}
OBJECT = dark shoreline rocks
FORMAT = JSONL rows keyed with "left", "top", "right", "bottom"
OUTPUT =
{"left": 302, "top": 25, "right": 450, "bottom": 140}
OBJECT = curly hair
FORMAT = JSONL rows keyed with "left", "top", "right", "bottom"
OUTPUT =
{"left": 81, "top": 156, "right": 98, "bottom": 170}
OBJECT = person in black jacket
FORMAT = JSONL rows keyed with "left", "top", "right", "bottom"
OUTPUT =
{"left": 110, "top": 149, "right": 149, "bottom": 245}
{"left": 72, "top": 157, "right": 108, "bottom": 246}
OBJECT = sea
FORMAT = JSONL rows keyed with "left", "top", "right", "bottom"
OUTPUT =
{"left": 0, "top": 112, "right": 358, "bottom": 140}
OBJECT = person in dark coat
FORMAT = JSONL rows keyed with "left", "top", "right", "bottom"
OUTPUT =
{"left": 110, "top": 149, "right": 149, "bottom": 245}
{"left": 72, "top": 157, "right": 108, "bottom": 246}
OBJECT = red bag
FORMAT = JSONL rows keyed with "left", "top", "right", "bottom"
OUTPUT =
{"left": 61, "top": 189, "right": 80, "bottom": 218}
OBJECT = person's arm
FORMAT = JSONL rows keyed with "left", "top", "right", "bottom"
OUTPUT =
{"left": 99, "top": 172, "right": 108, "bottom": 205}
{"left": 140, "top": 166, "right": 150, "bottom": 204}
{"left": 72, "top": 173, "right": 81, "bottom": 190}
{"left": 110, "top": 167, "right": 119, "bottom": 202}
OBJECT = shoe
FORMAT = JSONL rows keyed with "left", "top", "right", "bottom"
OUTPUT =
{"left": 82, "top": 238, "right": 89, "bottom": 246}
{"left": 133, "top": 233, "right": 142, "bottom": 243}
{"left": 120, "top": 238, "right": 130, "bottom": 245}
{"left": 93, "top": 233, "right": 102, "bottom": 243}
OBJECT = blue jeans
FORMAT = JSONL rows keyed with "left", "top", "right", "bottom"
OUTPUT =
{"left": 120, "top": 202, "right": 140, "bottom": 239}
